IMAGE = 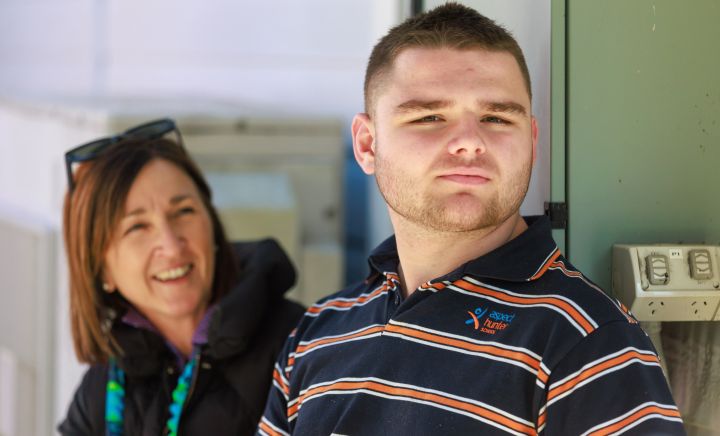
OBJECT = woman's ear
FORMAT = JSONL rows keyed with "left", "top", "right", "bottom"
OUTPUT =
{"left": 101, "top": 268, "right": 116, "bottom": 293}
{"left": 352, "top": 113, "right": 377, "bottom": 175}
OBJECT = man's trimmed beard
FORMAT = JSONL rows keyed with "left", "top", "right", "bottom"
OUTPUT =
{"left": 374, "top": 142, "right": 532, "bottom": 233}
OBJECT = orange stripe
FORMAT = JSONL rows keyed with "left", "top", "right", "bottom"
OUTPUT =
{"left": 258, "top": 419, "right": 284, "bottom": 436}
{"left": 537, "top": 411, "right": 546, "bottom": 429}
{"left": 295, "top": 326, "right": 385, "bottom": 355}
{"left": 537, "top": 367, "right": 549, "bottom": 385}
{"left": 550, "top": 261, "right": 582, "bottom": 277}
{"left": 307, "top": 285, "right": 388, "bottom": 314}
{"left": 290, "top": 380, "right": 536, "bottom": 435}
{"left": 530, "top": 250, "right": 561, "bottom": 280}
{"left": 287, "top": 355, "right": 295, "bottom": 368}
{"left": 588, "top": 405, "right": 682, "bottom": 436}
{"left": 273, "top": 368, "right": 289, "bottom": 395}
{"left": 423, "top": 281, "right": 447, "bottom": 291}
{"left": 455, "top": 280, "right": 595, "bottom": 334}
{"left": 385, "top": 324, "right": 540, "bottom": 371}
{"left": 548, "top": 351, "right": 658, "bottom": 402}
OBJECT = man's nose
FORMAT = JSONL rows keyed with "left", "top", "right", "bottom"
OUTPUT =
{"left": 446, "top": 116, "right": 487, "bottom": 156}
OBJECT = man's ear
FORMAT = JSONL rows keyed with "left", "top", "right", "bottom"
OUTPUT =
{"left": 352, "top": 113, "right": 376, "bottom": 175}
{"left": 531, "top": 116, "right": 539, "bottom": 165}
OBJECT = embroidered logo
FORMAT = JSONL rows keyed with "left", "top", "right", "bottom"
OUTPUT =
{"left": 465, "top": 307, "right": 515, "bottom": 335}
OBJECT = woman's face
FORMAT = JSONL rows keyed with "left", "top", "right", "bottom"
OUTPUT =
{"left": 102, "top": 158, "right": 216, "bottom": 329}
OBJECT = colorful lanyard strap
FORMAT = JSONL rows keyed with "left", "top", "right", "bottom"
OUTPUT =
{"left": 105, "top": 348, "right": 200, "bottom": 436}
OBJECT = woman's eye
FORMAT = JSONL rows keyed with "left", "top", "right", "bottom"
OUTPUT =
{"left": 177, "top": 207, "right": 195, "bottom": 216}
{"left": 124, "top": 223, "right": 147, "bottom": 235}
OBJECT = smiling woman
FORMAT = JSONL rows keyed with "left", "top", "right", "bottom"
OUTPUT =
{"left": 58, "top": 121, "right": 304, "bottom": 435}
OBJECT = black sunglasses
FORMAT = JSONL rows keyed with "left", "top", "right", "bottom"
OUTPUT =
{"left": 64, "top": 118, "right": 183, "bottom": 192}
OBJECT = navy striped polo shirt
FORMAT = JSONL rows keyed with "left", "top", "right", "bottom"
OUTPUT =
{"left": 259, "top": 216, "right": 685, "bottom": 435}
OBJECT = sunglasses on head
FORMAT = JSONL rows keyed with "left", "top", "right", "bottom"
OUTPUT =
{"left": 64, "top": 118, "right": 183, "bottom": 193}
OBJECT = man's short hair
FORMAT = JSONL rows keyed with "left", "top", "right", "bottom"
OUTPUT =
{"left": 364, "top": 2, "right": 532, "bottom": 114}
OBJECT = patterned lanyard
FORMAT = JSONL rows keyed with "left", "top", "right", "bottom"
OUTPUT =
{"left": 105, "top": 347, "right": 200, "bottom": 436}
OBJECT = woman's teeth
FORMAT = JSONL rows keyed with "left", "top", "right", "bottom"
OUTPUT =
{"left": 155, "top": 264, "right": 192, "bottom": 281}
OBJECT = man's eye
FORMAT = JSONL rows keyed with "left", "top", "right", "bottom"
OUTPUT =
{"left": 483, "top": 116, "right": 509, "bottom": 124}
{"left": 413, "top": 115, "right": 443, "bottom": 123}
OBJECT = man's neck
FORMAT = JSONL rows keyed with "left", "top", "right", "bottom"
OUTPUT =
{"left": 392, "top": 213, "right": 527, "bottom": 298}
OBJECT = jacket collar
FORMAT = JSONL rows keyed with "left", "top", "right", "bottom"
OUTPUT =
{"left": 367, "top": 216, "right": 559, "bottom": 284}
{"left": 111, "top": 238, "right": 297, "bottom": 375}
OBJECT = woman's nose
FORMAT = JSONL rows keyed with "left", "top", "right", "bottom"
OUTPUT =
{"left": 155, "top": 222, "right": 184, "bottom": 257}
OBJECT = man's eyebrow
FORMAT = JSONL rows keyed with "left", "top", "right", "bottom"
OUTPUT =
{"left": 482, "top": 101, "right": 528, "bottom": 116}
{"left": 394, "top": 99, "right": 455, "bottom": 114}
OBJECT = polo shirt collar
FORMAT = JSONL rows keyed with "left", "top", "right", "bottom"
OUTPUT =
{"left": 367, "top": 215, "right": 559, "bottom": 283}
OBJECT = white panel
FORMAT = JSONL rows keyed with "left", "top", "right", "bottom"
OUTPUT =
{"left": 0, "top": 348, "right": 17, "bottom": 436}
{"left": 0, "top": 206, "right": 56, "bottom": 436}
{"left": 612, "top": 244, "right": 720, "bottom": 321}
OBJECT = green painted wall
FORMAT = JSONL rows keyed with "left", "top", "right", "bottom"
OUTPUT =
{"left": 564, "top": 0, "right": 720, "bottom": 291}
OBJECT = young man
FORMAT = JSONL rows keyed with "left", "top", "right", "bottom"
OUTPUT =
{"left": 259, "top": 4, "right": 684, "bottom": 435}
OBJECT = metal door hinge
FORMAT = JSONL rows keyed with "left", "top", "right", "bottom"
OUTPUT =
{"left": 544, "top": 202, "right": 567, "bottom": 229}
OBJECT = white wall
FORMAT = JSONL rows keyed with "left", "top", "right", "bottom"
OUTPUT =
{"left": 0, "top": 0, "right": 550, "bottom": 431}
{"left": 0, "top": 1, "right": 410, "bottom": 431}
{"left": 0, "top": 0, "right": 406, "bottom": 120}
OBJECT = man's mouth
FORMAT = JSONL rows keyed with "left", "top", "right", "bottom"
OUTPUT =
{"left": 438, "top": 173, "right": 491, "bottom": 185}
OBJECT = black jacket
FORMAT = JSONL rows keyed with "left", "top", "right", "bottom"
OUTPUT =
{"left": 59, "top": 239, "right": 305, "bottom": 435}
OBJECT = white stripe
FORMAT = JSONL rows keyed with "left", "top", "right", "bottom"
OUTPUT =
{"left": 305, "top": 285, "right": 389, "bottom": 317}
{"left": 549, "top": 347, "right": 656, "bottom": 389}
{"left": 528, "top": 247, "right": 558, "bottom": 279}
{"left": 388, "top": 320, "right": 543, "bottom": 361}
{"left": 448, "top": 284, "right": 589, "bottom": 337}
{"left": 297, "top": 324, "right": 386, "bottom": 347}
{"left": 274, "top": 362, "right": 289, "bottom": 386}
{"left": 299, "top": 388, "right": 529, "bottom": 436}
{"left": 537, "top": 361, "right": 551, "bottom": 390}
{"left": 464, "top": 277, "right": 599, "bottom": 330}
{"left": 383, "top": 331, "right": 539, "bottom": 375}
{"left": 384, "top": 321, "right": 540, "bottom": 375}
{"left": 293, "top": 324, "right": 385, "bottom": 358}
{"left": 547, "top": 358, "right": 661, "bottom": 407}
{"left": 602, "top": 414, "right": 683, "bottom": 436}
{"left": 292, "top": 376, "right": 533, "bottom": 427}
{"left": 260, "top": 416, "right": 290, "bottom": 436}
{"left": 272, "top": 380, "right": 289, "bottom": 401}
{"left": 417, "top": 280, "right": 450, "bottom": 293}
{"left": 294, "top": 333, "right": 383, "bottom": 358}
{"left": 580, "top": 401, "right": 681, "bottom": 436}
{"left": 535, "top": 379, "right": 545, "bottom": 389}
{"left": 548, "top": 262, "right": 634, "bottom": 322}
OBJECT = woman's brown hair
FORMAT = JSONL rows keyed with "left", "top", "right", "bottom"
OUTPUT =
{"left": 63, "top": 137, "right": 238, "bottom": 364}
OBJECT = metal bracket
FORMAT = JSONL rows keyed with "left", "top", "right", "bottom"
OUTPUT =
{"left": 544, "top": 202, "right": 568, "bottom": 229}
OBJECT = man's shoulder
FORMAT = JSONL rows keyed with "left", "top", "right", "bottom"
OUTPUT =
{"left": 531, "top": 254, "right": 637, "bottom": 327}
